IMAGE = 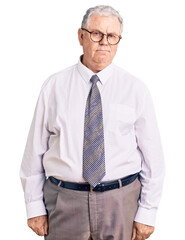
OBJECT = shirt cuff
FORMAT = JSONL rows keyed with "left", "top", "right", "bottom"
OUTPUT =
{"left": 26, "top": 200, "right": 47, "bottom": 219}
{"left": 134, "top": 206, "right": 157, "bottom": 226}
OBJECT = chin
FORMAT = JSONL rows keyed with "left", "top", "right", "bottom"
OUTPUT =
{"left": 95, "top": 56, "right": 110, "bottom": 63}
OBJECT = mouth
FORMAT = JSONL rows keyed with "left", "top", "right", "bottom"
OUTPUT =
{"left": 96, "top": 50, "right": 110, "bottom": 52}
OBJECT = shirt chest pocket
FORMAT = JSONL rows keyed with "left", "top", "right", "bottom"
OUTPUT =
{"left": 107, "top": 104, "right": 135, "bottom": 136}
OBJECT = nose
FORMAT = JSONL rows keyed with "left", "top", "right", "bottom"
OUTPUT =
{"left": 99, "top": 34, "right": 108, "bottom": 45}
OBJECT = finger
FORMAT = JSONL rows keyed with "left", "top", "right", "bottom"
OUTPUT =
{"left": 44, "top": 221, "right": 49, "bottom": 235}
{"left": 32, "top": 225, "right": 44, "bottom": 236}
{"left": 37, "top": 228, "right": 45, "bottom": 236}
{"left": 139, "top": 230, "right": 152, "bottom": 240}
{"left": 131, "top": 227, "right": 136, "bottom": 240}
{"left": 29, "top": 225, "right": 38, "bottom": 235}
{"left": 136, "top": 232, "right": 145, "bottom": 240}
{"left": 28, "top": 222, "right": 38, "bottom": 235}
{"left": 145, "top": 228, "right": 154, "bottom": 239}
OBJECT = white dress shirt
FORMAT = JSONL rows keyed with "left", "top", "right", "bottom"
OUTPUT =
{"left": 20, "top": 57, "right": 165, "bottom": 226}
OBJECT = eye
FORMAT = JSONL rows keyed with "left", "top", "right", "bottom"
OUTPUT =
{"left": 92, "top": 31, "right": 101, "bottom": 36}
{"left": 108, "top": 34, "right": 116, "bottom": 38}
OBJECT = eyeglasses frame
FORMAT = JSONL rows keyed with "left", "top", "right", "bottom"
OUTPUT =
{"left": 81, "top": 28, "right": 122, "bottom": 45}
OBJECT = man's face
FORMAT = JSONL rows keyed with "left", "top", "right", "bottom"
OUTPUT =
{"left": 78, "top": 14, "right": 121, "bottom": 73}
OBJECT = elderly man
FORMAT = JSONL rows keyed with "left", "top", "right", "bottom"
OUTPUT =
{"left": 20, "top": 5, "right": 165, "bottom": 240}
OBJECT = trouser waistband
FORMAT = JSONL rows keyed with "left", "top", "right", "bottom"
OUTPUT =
{"left": 49, "top": 173, "right": 139, "bottom": 192}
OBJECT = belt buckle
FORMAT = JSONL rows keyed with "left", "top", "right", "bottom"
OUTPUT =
{"left": 57, "top": 180, "right": 62, "bottom": 187}
{"left": 118, "top": 179, "right": 122, "bottom": 188}
{"left": 90, "top": 185, "right": 93, "bottom": 192}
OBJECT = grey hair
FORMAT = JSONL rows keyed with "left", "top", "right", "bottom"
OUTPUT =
{"left": 81, "top": 5, "right": 123, "bottom": 33}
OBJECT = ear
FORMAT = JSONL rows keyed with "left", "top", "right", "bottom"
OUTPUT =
{"left": 78, "top": 28, "right": 83, "bottom": 46}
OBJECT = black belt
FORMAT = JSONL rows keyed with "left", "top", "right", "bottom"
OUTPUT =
{"left": 49, "top": 173, "right": 139, "bottom": 192}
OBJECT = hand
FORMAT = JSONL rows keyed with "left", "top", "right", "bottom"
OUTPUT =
{"left": 131, "top": 221, "right": 154, "bottom": 240}
{"left": 27, "top": 215, "right": 48, "bottom": 236}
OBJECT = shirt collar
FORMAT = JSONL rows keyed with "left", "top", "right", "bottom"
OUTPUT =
{"left": 77, "top": 55, "right": 114, "bottom": 85}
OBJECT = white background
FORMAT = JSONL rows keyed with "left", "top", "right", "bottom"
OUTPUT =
{"left": 0, "top": 0, "right": 184, "bottom": 239}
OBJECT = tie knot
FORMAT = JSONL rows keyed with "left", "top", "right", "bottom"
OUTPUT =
{"left": 90, "top": 75, "right": 99, "bottom": 85}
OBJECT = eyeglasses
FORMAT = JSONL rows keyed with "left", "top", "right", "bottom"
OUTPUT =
{"left": 81, "top": 28, "right": 122, "bottom": 45}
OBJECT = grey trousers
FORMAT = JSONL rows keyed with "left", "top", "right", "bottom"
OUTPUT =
{"left": 43, "top": 177, "right": 141, "bottom": 240}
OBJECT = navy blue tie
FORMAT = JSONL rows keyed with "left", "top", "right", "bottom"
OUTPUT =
{"left": 83, "top": 75, "right": 106, "bottom": 188}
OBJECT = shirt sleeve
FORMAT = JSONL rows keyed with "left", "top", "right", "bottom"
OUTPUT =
{"left": 134, "top": 90, "right": 165, "bottom": 226}
{"left": 20, "top": 88, "right": 50, "bottom": 219}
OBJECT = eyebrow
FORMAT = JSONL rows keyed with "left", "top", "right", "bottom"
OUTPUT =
{"left": 90, "top": 29, "right": 120, "bottom": 35}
